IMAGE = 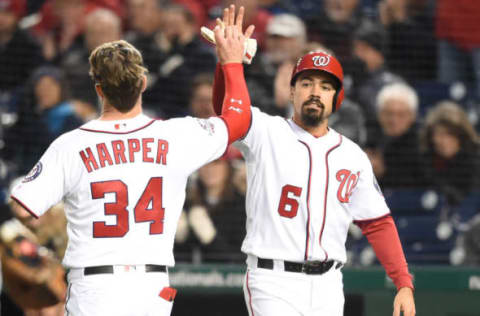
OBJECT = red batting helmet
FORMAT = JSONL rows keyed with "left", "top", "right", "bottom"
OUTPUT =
{"left": 290, "top": 51, "right": 345, "bottom": 111}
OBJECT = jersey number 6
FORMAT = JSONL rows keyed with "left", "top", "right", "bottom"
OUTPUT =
{"left": 91, "top": 177, "right": 165, "bottom": 238}
{"left": 278, "top": 184, "right": 302, "bottom": 218}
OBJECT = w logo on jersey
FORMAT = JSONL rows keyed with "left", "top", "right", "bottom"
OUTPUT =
{"left": 336, "top": 169, "right": 360, "bottom": 203}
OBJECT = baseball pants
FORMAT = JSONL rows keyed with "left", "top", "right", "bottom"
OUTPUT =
{"left": 243, "top": 256, "right": 344, "bottom": 316}
{"left": 65, "top": 265, "right": 174, "bottom": 316}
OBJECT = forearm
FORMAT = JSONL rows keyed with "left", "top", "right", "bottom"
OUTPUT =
{"left": 355, "top": 215, "right": 413, "bottom": 291}
{"left": 218, "top": 63, "right": 251, "bottom": 144}
{"left": 213, "top": 62, "right": 225, "bottom": 115}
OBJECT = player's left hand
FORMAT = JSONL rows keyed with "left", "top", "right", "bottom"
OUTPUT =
{"left": 393, "top": 287, "right": 415, "bottom": 316}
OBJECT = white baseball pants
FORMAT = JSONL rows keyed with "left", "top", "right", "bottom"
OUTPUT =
{"left": 65, "top": 265, "right": 174, "bottom": 316}
{"left": 243, "top": 256, "right": 344, "bottom": 316}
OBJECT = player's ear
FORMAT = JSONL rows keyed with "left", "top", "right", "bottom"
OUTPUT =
{"left": 289, "top": 86, "right": 295, "bottom": 103}
{"left": 95, "top": 84, "right": 104, "bottom": 98}
{"left": 141, "top": 75, "right": 147, "bottom": 92}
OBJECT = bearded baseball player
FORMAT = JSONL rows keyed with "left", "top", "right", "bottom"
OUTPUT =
{"left": 9, "top": 7, "right": 254, "bottom": 315}
{"left": 209, "top": 7, "right": 415, "bottom": 316}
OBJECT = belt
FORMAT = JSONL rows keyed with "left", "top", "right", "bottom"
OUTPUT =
{"left": 257, "top": 258, "right": 341, "bottom": 275}
{"left": 84, "top": 264, "right": 167, "bottom": 276}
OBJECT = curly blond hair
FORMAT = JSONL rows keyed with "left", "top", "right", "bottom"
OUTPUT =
{"left": 89, "top": 40, "right": 148, "bottom": 112}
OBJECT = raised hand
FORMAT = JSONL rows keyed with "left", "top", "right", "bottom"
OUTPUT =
{"left": 213, "top": 5, "right": 255, "bottom": 65}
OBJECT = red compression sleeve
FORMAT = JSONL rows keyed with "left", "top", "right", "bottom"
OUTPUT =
{"left": 213, "top": 63, "right": 225, "bottom": 116}
{"left": 218, "top": 63, "right": 251, "bottom": 144}
{"left": 354, "top": 215, "right": 414, "bottom": 291}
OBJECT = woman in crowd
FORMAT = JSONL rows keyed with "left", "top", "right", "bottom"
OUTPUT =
{"left": 420, "top": 101, "right": 480, "bottom": 206}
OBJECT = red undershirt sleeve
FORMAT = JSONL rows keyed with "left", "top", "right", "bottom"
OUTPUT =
{"left": 354, "top": 215, "right": 414, "bottom": 291}
{"left": 213, "top": 62, "right": 224, "bottom": 116}
{"left": 215, "top": 63, "right": 251, "bottom": 144}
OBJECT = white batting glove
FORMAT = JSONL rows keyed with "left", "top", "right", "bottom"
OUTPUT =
{"left": 201, "top": 26, "right": 257, "bottom": 64}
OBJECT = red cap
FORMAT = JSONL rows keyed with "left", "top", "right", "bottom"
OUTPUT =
{"left": 0, "top": 0, "right": 26, "bottom": 18}
{"left": 290, "top": 51, "right": 345, "bottom": 111}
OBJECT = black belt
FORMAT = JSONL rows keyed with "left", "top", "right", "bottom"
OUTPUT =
{"left": 84, "top": 264, "right": 167, "bottom": 276}
{"left": 257, "top": 258, "right": 341, "bottom": 275}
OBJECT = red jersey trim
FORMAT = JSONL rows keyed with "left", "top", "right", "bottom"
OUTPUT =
{"left": 246, "top": 271, "right": 255, "bottom": 316}
{"left": 11, "top": 195, "right": 39, "bottom": 219}
{"left": 298, "top": 140, "right": 313, "bottom": 261}
{"left": 353, "top": 212, "right": 391, "bottom": 225}
{"left": 79, "top": 119, "right": 156, "bottom": 134}
{"left": 320, "top": 134, "right": 343, "bottom": 262}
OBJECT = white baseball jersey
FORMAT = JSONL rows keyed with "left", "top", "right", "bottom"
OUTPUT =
{"left": 237, "top": 107, "right": 389, "bottom": 263}
{"left": 11, "top": 113, "right": 228, "bottom": 268}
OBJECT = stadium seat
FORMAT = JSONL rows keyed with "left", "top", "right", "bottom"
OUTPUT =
{"left": 449, "top": 190, "right": 480, "bottom": 231}
{"left": 413, "top": 80, "right": 477, "bottom": 118}
{"left": 383, "top": 189, "right": 444, "bottom": 216}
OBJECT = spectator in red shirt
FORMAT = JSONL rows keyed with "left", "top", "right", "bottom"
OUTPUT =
{"left": 436, "top": 0, "right": 480, "bottom": 100}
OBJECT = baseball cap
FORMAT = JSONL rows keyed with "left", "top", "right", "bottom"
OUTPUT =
{"left": 0, "top": 0, "right": 27, "bottom": 18}
{"left": 266, "top": 14, "right": 306, "bottom": 38}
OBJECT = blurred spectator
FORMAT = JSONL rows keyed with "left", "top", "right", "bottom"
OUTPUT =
{"left": 189, "top": 73, "right": 216, "bottom": 118}
{"left": 174, "top": 0, "right": 208, "bottom": 28}
{"left": 1, "top": 66, "right": 83, "bottom": 175}
{"left": 176, "top": 155, "right": 246, "bottom": 263}
{"left": 330, "top": 98, "right": 367, "bottom": 146}
{"left": 378, "top": 0, "right": 437, "bottom": 81}
{"left": 305, "top": 0, "right": 366, "bottom": 64}
{"left": 124, "top": 0, "right": 170, "bottom": 117}
{"left": 436, "top": 0, "right": 480, "bottom": 100}
{"left": 245, "top": 13, "right": 306, "bottom": 116}
{"left": 125, "top": 0, "right": 163, "bottom": 36}
{"left": 209, "top": 0, "right": 272, "bottom": 49}
{"left": 32, "top": 0, "right": 124, "bottom": 61}
{"left": 60, "top": 8, "right": 122, "bottom": 111}
{"left": 257, "top": 0, "right": 298, "bottom": 15}
{"left": 0, "top": 0, "right": 44, "bottom": 111}
{"left": 142, "top": 4, "right": 216, "bottom": 118}
{"left": 352, "top": 19, "right": 404, "bottom": 120}
{"left": 365, "top": 82, "right": 424, "bottom": 188}
{"left": 420, "top": 101, "right": 480, "bottom": 206}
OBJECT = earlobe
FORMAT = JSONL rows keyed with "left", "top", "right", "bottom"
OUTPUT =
{"left": 290, "top": 87, "right": 295, "bottom": 103}
{"left": 142, "top": 75, "right": 147, "bottom": 92}
{"left": 95, "top": 84, "right": 104, "bottom": 98}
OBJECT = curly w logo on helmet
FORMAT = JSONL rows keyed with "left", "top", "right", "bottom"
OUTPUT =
{"left": 313, "top": 55, "right": 331, "bottom": 67}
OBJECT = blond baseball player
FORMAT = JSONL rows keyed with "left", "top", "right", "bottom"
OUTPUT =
{"left": 10, "top": 7, "right": 255, "bottom": 316}
{"left": 208, "top": 7, "right": 415, "bottom": 316}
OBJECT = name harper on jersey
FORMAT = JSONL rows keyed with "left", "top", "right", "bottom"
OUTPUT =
{"left": 79, "top": 138, "right": 169, "bottom": 173}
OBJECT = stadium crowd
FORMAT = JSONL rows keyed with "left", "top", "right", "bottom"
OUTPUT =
{"left": 0, "top": 0, "right": 479, "bottom": 313}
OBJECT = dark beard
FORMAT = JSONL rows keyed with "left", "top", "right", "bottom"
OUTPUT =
{"left": 301, "top": 97, "right": 326, "bottom": 127}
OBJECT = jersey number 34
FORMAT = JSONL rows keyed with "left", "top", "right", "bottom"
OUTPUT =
{"left": 91, "top": 177, "right": 164, "bottom": 238}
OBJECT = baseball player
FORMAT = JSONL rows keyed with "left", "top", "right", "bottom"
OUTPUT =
{"left": 210, "top": 7, "right": 415, "bottom": 316}
{"left": 9, "top": 7, "right": 255, "bottom": 316}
